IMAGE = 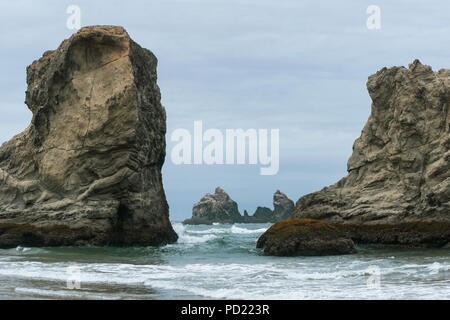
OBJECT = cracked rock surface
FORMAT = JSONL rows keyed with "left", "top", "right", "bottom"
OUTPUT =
{"left": 292, "top": 60, "right": 450, "bottom": 246}
{"left": 0, "top": 26, "right": 177, "bottom": 247}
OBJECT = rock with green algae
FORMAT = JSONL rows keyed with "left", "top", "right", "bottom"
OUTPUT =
{"left": 256, "top": 219, "right": 357, "bottom": 256}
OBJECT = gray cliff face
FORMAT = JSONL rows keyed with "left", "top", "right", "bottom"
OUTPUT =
{"left": 0, "top": 26, "right": 178, "bottom": 247}
{"left": 292, "top": 60, "right": 450, "bottom": 245}
{"left": 191, "top": 187, "right": 242, "bottom": 223}
{"left": 273, "top": 190, "right": 295, "bottom": 221}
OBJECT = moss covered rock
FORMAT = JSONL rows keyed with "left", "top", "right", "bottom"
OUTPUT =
{"left": 256, "top": 219, "right": 356, "bottom": 256}
{"left": 336, "top": 221, "right": 450, "bottom": 247}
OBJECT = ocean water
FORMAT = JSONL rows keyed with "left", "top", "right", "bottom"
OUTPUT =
{"left": 0, "top": 222, "right": 448, "bottom": 300}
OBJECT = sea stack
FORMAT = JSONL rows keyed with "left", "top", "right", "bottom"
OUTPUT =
{"left": 272, "top": 190, "right": 295, "bottom": 221}
{"left": 0, "top": 26, "right": 178, "bottom": 247}
{"left": 288, "top": 60, "right": 449, "bottom": 248}
{"left": 184, "top": 188, "right": 295, "bottom": 224}
{"left": 185, "top": 187, "right": 242, "bottom": 224}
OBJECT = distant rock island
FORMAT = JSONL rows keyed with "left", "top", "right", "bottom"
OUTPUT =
{"left": 0, "top": 26, "right": 177, "bottom": 247}
{"left": 183, "top": 187, "right": 294, "bottom": 224}
{"left": 258, "top": 60, "right": 450, "bottom": 255}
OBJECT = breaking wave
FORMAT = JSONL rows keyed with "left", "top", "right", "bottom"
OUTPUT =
{"left": 0, "top": 221, "right": 448, "bottom": 300}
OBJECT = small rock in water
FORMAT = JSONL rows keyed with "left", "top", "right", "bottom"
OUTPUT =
{"left": 256, "top": 219, "right": 357, "bottom": 256}
{"left": 187, "top": 187, "right": 242, "bottom": 224}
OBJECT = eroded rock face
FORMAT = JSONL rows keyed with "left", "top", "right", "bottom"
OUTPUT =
{"left": 273, "top": 190, "right": 294, "bottom": 221}
{"left": 190, "top": 187, "right": 242, "bottom": 223}
{"left": 293, "top": 60, "right": 450, "bottom": 246}
{"left": 256, "top": 219, "right": 356, "bottom": 256}
{"left": 0, "top": 26, "right": 178, "bottom": 247}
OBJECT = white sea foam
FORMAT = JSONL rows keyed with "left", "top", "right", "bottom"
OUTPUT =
{"left": 187, "top": 228, "right": 230, "bottom": 234}
{"left": 172, "top": 223, "right": 218, "bottom": 244}
{"left": 426, "top": 261, "right": 450, "bottom": 274}
{"left": 230, "top": 225, "right": 268, "bottom": 234}
{"left": 172, "top": 222, "right": 267, "bottom": 240}
{"left": 179, "top": 234, "right": 218, "bottom": 244}
{"left": 0, "top": 257, "right": 449, "bottom": 299}
{"left": 16, "top": 246, "right": 31, "bottom": 252}
{"left": 0, "top": 222, "right": 449, "bottom": 300}
{"left": 181, "top": 224, "right": 268, "bottom": 235}
{"left": 13, "top": 287, "right": 115, "bottom": 300}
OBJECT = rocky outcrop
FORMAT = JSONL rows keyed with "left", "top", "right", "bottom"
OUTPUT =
{"left": 246, "top": 191, "right": 295, "bottom": 223}
{"left": 184, "top": 188, "right": 295, "bottom": 224}
{"left": 249, "top": 191, "right": 294, "bottom": 223}
{"left": 273, "top": 190, "right": 295, "bottom": 220}
{"left": 252, "top": 207, "right": 273, "bottom": 221}
{"left": 292, "top": 60, "right": 450, "bottom": 247}
{"left": 256, "top": 219, "right": 356, "bottom": 256}
{"left": 0, "top": 26, "right": 178, "bottom": 247}
{"left": 189, "top": 187, "right": 242, "bottom": 224}
{"left": 241, "top": 206, "right": 275, "bottom": 223}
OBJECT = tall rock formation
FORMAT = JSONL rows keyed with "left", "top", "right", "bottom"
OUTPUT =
{"left": 189, "top": 187, "right": 242, "bottom": 224}
{"left": 273, "top": 190, "right": 295, "bottom": 220}
{"left": 292, "top": 60, "right": 450, "bottom": 247}
{"left": 251, "top": 206, "right": 274, "bottom": 222}
{"left": 252, "top": 207, "right": 273, "bottom": 220}
{"left": 0, "top": 26, "right": 178, "bottom": 247}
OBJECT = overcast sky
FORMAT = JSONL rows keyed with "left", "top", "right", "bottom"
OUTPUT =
{"left": 1, "top": 1, "right": 449, "bottom": 220}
